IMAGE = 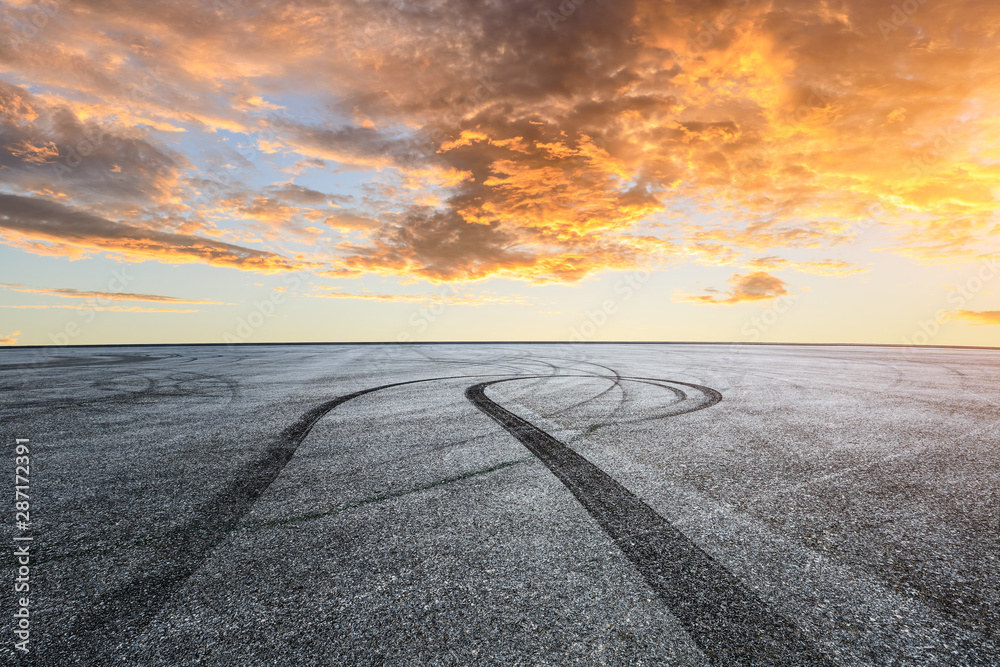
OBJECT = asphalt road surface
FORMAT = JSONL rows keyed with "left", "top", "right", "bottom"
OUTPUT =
{"left": 1, "top": 343, "right": 998, "bottom": 665}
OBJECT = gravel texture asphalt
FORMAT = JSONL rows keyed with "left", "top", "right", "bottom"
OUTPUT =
{"left": 1, "top": 343, "right": 998, "bottom": 665}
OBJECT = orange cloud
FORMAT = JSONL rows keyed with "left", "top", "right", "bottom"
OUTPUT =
{"left": 1, "top": 0, "right": 999, "bottom": 283}
{"left": 0, "top": 283, "right": 232, "bottom": 304}
{"left": 743, "top": 256, "right": 865, "bottom": 276}
{"left": 324, "top": 212, "right": 379, "bottom": 232}
{"left": 7, "top": 139, "right": 59, "bottom": 164}
{"left": 952, "top": 310, "right": 1000, "bottom": 326}
{"left": 679, "top": 271, "right": 791, "bottom": 305}
{"left": 331, "top": 207, "right": 671, "bottom": 283}
{"left": 0, "top": 331, "right": 20, "bottom": 345}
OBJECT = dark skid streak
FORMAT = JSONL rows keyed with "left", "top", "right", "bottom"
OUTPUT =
{"left": 58, "top": 375, "right": 475, "bottom": 664}
{"left": 58, "top": 371, "right": 829, "bottom": 665}
{"left": 467, "top": 378, "right": 832, "bottom": 666}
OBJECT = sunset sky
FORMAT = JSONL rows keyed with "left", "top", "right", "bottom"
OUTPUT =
{"left": 1, "top": 0, "right": 998, "bottom": 346}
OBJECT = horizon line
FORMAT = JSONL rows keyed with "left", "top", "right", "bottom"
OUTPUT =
{"left": 2, "top": 341, "right": 999, "bottom": 352}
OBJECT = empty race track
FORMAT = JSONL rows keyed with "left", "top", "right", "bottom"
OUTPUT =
{"left": 2, "top": 343, "right": 999, "bottom": 665}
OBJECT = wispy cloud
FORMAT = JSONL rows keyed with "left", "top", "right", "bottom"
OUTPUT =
{"left": 0, "top": 305, "right": 198, "bottom": 313}
{"left": 743, "top": 257, "right": 865, "bottom": 276}
{"left": 309, "top": 288, "right": 526, "bottom": 306}
{"left": 0, "top": 330, "right": 20, "bottom": 345}
{"left": 0, "top": 283, "right": 232, "bottom": 304}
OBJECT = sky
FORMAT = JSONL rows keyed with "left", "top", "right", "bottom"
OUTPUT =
{"left": 0, "top": 0, "right": 998, "bottom": 347}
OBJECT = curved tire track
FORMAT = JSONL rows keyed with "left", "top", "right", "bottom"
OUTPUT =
{"left": 59, "top": 370, "right": 826, "bottom": 666}
{"left": 57, "top": 374, "right": 477, "bottom": 664}
{"left": 467, "top": 378, "right": 832, "bottom": 666}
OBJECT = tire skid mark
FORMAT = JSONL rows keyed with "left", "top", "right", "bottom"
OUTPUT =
{"left": 60, "top": 367, "right": 815, "bottom": 666}
{"left": 58, "top": 373, "right": 480, "bottom": 665}
{"left": 42, "top": 458, "right": 533, "bottom": 567}
{"left": 467, "top": 378, "right": 832, "bottom": 667}
{"left": 531, "top": 353, "right": 629, "bottom": 417}
{"left": 543, "top": 373, "right": 625, "bottom": 418}
{"left": 6, "top": 370, "right": 239, "bottom": 413}
{"left": 486, "top": 353, "right": 628, "bottom": 422}
{"left": 512, "top": 375, "right": 695, "bottom": 433}
{"left": 58, "top": 370, "right": 640, "bottom": 663}
{"left": 240, "top": 457, "right": 532, "bottom": 532}
{"left": 0, "top": 352, "right": 169, "bottom": 372}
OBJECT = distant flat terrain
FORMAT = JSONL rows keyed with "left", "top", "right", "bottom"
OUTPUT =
{"left": 2, "top": 344, "right": 998, "bottom": 665}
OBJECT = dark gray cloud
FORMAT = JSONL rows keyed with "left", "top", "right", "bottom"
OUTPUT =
{"left": 0, "top": 193, "right": 295, "bottom": 272}
{"left": 0, "top": 80, "right": 184, "bottom": 205}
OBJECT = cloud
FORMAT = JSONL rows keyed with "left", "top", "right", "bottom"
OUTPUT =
{"left": 268, "top": 183, "right": 351, "bottom": 206}
{"left": 331, "top": 206, "right": 669, "bottom": 283}
{"left": 0, "top": 305, "right": 197, "bottom": 313}
{"left": 952, "top": 310, "right": 1000, "bottom": 326}
{"left": 333, "top": 208, "right": 539, "bottom": 281}
{"left": 743, "top": 256, "right": 865, "bottom": 276}
{"left": 220, "top": 195, "right": 302, "bottom": 226}
{"left": 214, "top": 185, "right": 363, "bottom": 241}
{"left": 7, "top": 139, "right": 59, "bottom": 164}
{"left": 324, "top": 212, "right": 379, "bottom": 232}
{"left": 0, "top": 194, "right": 297, "bottom": 273}
{"left": 2, "top": 0, "right": 999, "bottom": 282}
{"left": 679, "top": 271, "right": 791, "bottom": 305}
{"left": 309, "top": 288, "right": 526, "bottom": 306}
{"left": 0, "top": 80, "right": 183, "bottom": 206}
{"left": 0, "top": 331, "right": 19, "bottom": 345}
{"left": 0, "top": 283, "right": 231, "bottom": 304}
{"left": 273, "top": 120, "right": 423, "bottom": 170}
